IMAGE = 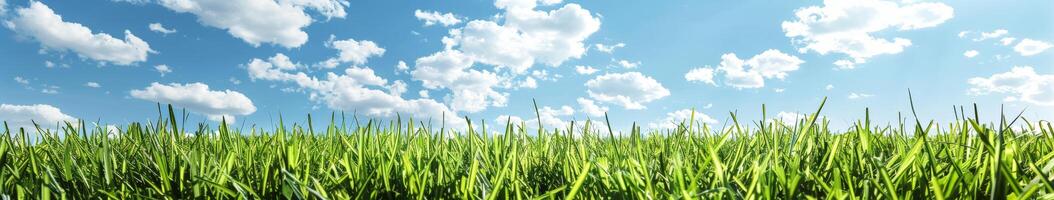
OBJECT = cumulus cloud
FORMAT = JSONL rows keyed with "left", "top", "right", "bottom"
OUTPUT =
{"left": 151, "top": 0, "right": 349, "bottom": 48}
{"left": 684, "top": 67, "right": 716, "bottom": 85}
{"left": 130, "top": 82, "right": 257, "bottom": 122}
{"left": 782, "top": 0, "right": 953, "bottom": 68}
{"left": 318, "top": 36, "right": 386, "bottom": 68}
{"left": 974, "top": 29, "right": 1008, "bottom": 42}
{"left": 154, "top": 64, "right": 172, "bottom": 76}
{"left": 648, "top": 109, "right": 718, "bottom": 130}
{"left": 690, "top": 49, "right": 803, "bottom": 89}
{"left": 149, "top": 22, "right": 176, "bottom": 34}
{"left": 1013, "top": 39, "right": 1052, "bottom": 56}
{"left": 616, "top": 59, "right": 640, "bottom": 68}
{"left": 968, "top": 66, "right": 1054, "bottom": 106}
{"left": 594, "top": 42, "right": 625, "bottom": 53}
{"left": 247, "top": 53, "right": 466, "bottom": 128}
{"left": 963, "top": 50, "right": 979, "bottom": 58}
{"left": 585, "top": 72, "right": 670, "bottom": 110}
{"left": 576, "top": 97, "right": 607, "bottom": 117}
{"left": 85, "top": 82, "right": 101, "bottom": 88}
{"left": 0, "top": 104, "right": 77, "bottom": 130}
{"left": 412, "top": 50, "right": 508, "bottom": 113}
{"left": 6, "top": 1, "right": 152, "bottom": 65}
{"left": 575, "top": 65, "right": 598, "bottom": 75}
{"left": 414, "top": 10, "right": 461, "bottom": 27}
{"left": 848, "top": 92, "right": 874, "bottom": 100}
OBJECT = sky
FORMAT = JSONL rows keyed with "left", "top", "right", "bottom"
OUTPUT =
{"left": 0, "top": 0, "right": 1052, "bottom": 133}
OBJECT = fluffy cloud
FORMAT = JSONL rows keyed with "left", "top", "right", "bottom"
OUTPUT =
{"left": 149, "top": 22, "right": 177, "bottom": 34}
{"left": 411, "top": 50, "right": 508, "bottom": 113}
{"left": 441, "top": 0, "right": 600, "bottom": 73}
{"left": 155, "top": 64, "right": 172, "bottom": 76}
{"left": 594, "top": 42, "right": 625, "bottom": 53}
{"left": 684, "top": 67, "right": 716, "bottom": 85}
{"left": 963, "top": 50, "right": 979, "bottom": 58}
{"left": 782, "top": 0, "right": 953, "bottom": 68}
{"left": 130, "top": 82, "right": 257, "bottom": 122}
{"left": 247, "top": 53, "right": 466, "bottom": 127}
{"left": 153, "top": 0, "right": 348, "bottom": 48}
{"left": 318, "top": 36, "right": 386, "bottom": 68}
{"left": 848, "top": 92, "right": 874, "bottom": 99}
{"left": 1013, "top": 39, "right": 1051, "bottom": 56}
{"left": 690, "top": 49, "right": 803, "bottom": 89}
{"left": 14, "top": 76, "right": 29, "bottom": 85}
{"left": 648, "top": 109, "right": 718, "bottom": 130}
{"left": 574, "top": 65, "right": 598, "bottom": 75}
{"left": 974, "top": 29, "right": 1008, "bottom": 41}
{"left": 414, "top": 10, "right": 461, "bottom": 27}
{"left": 585, "top": 72, "right": 670, "bottom": 110}
{"left": 0, "top": 104, "right": 77, "bottom": 130}
{"left": 85, "top": 82, "right": 101, "bottom": 88}
{"left": 576, "top": 97, "right": 608, "bottom": 117}
{"left": 616, "top": 60, "right": 640, "bottom": 68}
{"left": 495, "top": 105, "right": 578, "bottom": 130}
{"left": 6, "top": 2, "right": 152, "bottom": 65}
{"left": 968, "top": 66, "right": 1054, "bottom": 106}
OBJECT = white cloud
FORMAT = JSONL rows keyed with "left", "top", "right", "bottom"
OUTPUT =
{"left": 247, "top": 53, "right": 466, "bottom": 128}
{"left": 585, "top": 72, "right": 670, "bottom": 110}
{"left": 414, "top": 10, "right": 461, "bottom": 27}
{"left": 0, "top": 104, "right": 76, "bottom": 130}
{"left": 441, "top": 1, "right": 601, "bottom": 73}
{"left": 418, "top": 90, "right": 429, "bottom": 98}
{"left": 131, "top": 82, "right": 257, "bottom": 122}
{"left": 1000, "top": 37, "right": 1017, "bottom": 46}
{"left": 701, "top": 49, "right": 804, "bottom": 89}
{"left": 957, "top": 31, "right": 969, "bottom": 38}
{"left": 825, "top": 84, "right": 834, "bottom": 90}
{"left": 395, "top": 60, "right": 409, "bottom": 73}
{"left": 40, "top": 88, "right": 58, "bottom": 94}
{"left": 968, "top": 66, "right": 1054, "bottom": 106}
{"left": 772, "top": 112, "right": 807, "bottom": 124}
{"left": 648, "top": 109, "right": 718, "bottom": 130}
{"left": 774, "top": 88, "right": 786, "bottom": 93}
{"left": 412, "top": 50, "right": 508, "bottom": 113}
{"left": 519, "top": 77, "right": 538, "bottom": 89}
{"left": 152, "top": 0, "right": 348, "bottom": 48}
{"left": 974, "top": 29, "right": 1008, "bottom": 42}
{"left": 782, "top": 0, "right": 952, "bottom": 68}
{"left": 616, "top": 59, "right": 640, "bottom": 68}
{"left": 684, "top": 67, "right": 716, "bottom": 85}
{"left": 495, "top": 105, "right": 575, "bottom": 130}
{"left": 85, "top": 82, "right": 101, "bottom": 88}
{"left": 318, "top": 36, "right": 385, "bottom": 68}
{"left": 155, "top": 64, "right": 172, "bottom": 76}
{"left": 575, "top": 65, "right": 598, "bottom": 75}
{"left": 594, "top": 42, "right": 625, "bottom": 53}
{"left": 6, "top": 2, "right": 152, "bottom": 65}
{"left": 148, "top": 22, "right": 177, "bottom": 34}
{"left": 848, "top": 92, "right": 874, "bottom": 99}
{"left": 576, "top": 97, "right": 608, "bottom": 117}
{"left": 1013, "top": 39, "right": 1052, "bottom": 56}
{"left": 963, "top": 50, "right": 979, "bottom": 58}
{"left": 14, "top": 76, "right": 29, "bottom": 85}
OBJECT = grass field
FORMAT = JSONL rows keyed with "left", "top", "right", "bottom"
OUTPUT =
{"left": 2, "top": 100, "right": 1054, "bottom": 199}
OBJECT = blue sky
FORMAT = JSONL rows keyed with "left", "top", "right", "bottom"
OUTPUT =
{"left": 0, "top": 0, "right": 1052, "bottom": 132}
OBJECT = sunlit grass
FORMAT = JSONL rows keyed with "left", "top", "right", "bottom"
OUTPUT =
{"left": 2, "top": 98, "right": 1054, "bottom": 199}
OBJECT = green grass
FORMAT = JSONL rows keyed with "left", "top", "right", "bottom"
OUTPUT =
{"left": 2, "top": 101, "right": 1054, "bottom": 199}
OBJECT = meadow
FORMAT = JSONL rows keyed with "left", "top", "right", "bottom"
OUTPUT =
{"left": 2, "top": 99, "right": 1053, "bottom": 199}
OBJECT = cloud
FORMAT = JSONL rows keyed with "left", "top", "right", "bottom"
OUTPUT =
{"left": 130, "top": 82, "right": 257, "bottom": 122}
{"left": 968, "top": 66, "right": 1054, "bottom": 106}
{"left": 585, "top": 72, "right": 670, "bottom": 110}
{"left": 318, "top": 36, "right": 385, "bottom": 68}
{"left": 616, "top": 59, "right": 640, "bottom": 68}
{"left": 151, "top": 0, "right": 348, "bottom": 48}
{"left": 495, "top": 105, "right": 580, "bottom": 130}
{"left": 85, "top": 82, "right": 101, "bottom": 88}
{"left": 6, "top": 1, "right": 152, "bottom": 65}
{"left": 825, "top": 84, "right": 834, "bottom": 90}
{"left": 441, "top": 0, "right": 601, "bottom": 73}
{"left": 155, "top": 64, "right": 172, "bottom": 76}
{"left": 782, "top": 0, "right": 952, "bottom": 68}
{"left": 692, "top": 49, "right": 803, "bottom": 89}
{"left": 576, "top": 97, "right": 608, "bottom": 117}
{"left": 414, "top": 10, "right": 461, "bottom": 27}
{"left": 1013, "top": 39, "right": 1052, "bottom": 56}
{"left": 1000, "top": 37, "right": 1017, "bottom": 46}
{"left": 772, "top": 112, "right": 807, "bottom": 124}
{"left": 684, "top": 67, "right": 716, "bottom": 85}
{"left": 848, "top": 92, "right": 874, "bottom": 99}
{"left": 648, "top": 109, "right": 718, "bottom": 130}
{"left": 411, "top": 50, "right": 508, "bottom": 113}
{"left": 594, "top": 42, "right": 625, "bottom": 53}
{"left": 247, "top": 53, "right": 466, "bottom": 128}
{"left": 148, "top": 22, "right": 177, "bottom": 34}
{"left": 963, "top": 50, "right": 979, "bottom": 58}
{"left": 0, "top": 104, "right": 77, "bottom": 130}
{"left": 575, "top": 65, "right": 598, "bottom": 75}
{"left": 14, "top": 76, "right": 29, "bottom": 85}
{"left": 395, "top": 60, "right": 409, "bottom": 73}
{"left": 974, "top": 29, "right": 1008, "bottom": 42}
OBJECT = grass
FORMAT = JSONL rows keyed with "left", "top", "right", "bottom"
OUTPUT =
{"left": 2, "top": 99, "right": 1054, "bottom": 199}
